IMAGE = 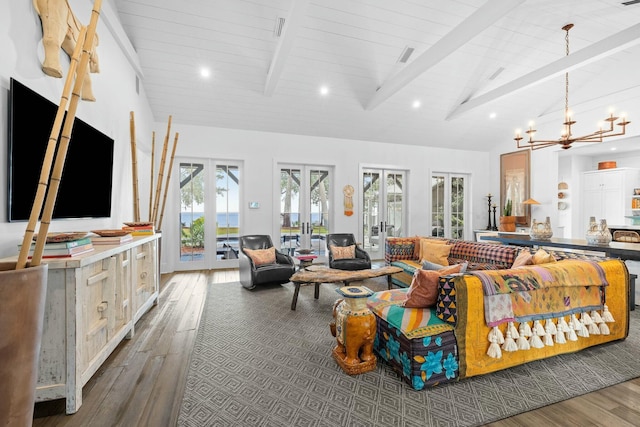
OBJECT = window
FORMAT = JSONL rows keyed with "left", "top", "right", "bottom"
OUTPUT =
{"left": 431, "top": 173, "right": 468, "bottom": 239}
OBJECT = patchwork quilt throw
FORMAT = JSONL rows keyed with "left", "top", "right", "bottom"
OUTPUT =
{"left": 471, "top": 260, "right": 608, "bottom": 327}
{"left": 457, "top": 259, "right": 629, "bottom": 379}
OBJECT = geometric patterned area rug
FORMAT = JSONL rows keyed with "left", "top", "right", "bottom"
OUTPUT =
{"left": 177, "top": 277, "right": 640, "bottom": 427}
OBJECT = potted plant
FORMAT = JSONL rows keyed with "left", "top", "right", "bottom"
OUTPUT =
{"left": 499, "top": 199, "right": 516, "bottom": 232}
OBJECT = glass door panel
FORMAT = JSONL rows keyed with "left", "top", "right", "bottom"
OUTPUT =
{"left": 178, "top": 160, "right": 241, "bottom": 269}
{"left": 280, "top": 168, "right": 301, "bottom": 256}
{"left": 431, "top": 173, "right": 468, "bottom": 240}
{"left": 362, "top": 168, "right": 406, "bottom": 260}
{"left": 280, "top": 165, "right": 331, "bottom": 262}
{"left": 180, "top": 162, "right": 206, "bottom": 265}
{"left": 451, "top": 176, "right": 465, "bottom": 239}
{"left": 309, "top": 169, "right": 330, "bottom": 257}
{"left": 385, "top": 172, "right": 403, "bottom": 238}
{"left": 215, "top": 165, "right": 240, "bottom": 262}
{"left": 431, "top": 175, "right": 445, "bottom": 237}
{"left": 362, "top": 171, "right": 381, "bottom": 255}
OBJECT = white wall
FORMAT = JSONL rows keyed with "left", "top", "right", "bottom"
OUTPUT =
{"left": 160, "top": 125, "right": 492, "bottom": 272}
{"left": 0, "top": 0, "right": 155, "bottom": 259}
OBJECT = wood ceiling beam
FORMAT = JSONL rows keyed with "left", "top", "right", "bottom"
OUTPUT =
{"left": 365, "top": 0, "right": 523, "bottom": 111}
{"left": 447, "top": 22, "right": 640, "bottom": 120}
{"left": 264, "top": 0, "right": 311, "bottom": 96}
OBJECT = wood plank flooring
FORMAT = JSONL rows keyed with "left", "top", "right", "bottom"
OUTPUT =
{"left": 33, "top": 269, "right": 640, "bottom": 426}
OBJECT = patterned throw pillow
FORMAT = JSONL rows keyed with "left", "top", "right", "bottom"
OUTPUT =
{"left": 244, "top": 247, "right": 276, "bottom": 266}
{"left": 403, "top": 264, "right": 464, "bottom": 308}
{"left": 331, "top": 245, "right": 355, "bottom": 260}
{"left": 419, "top": 240, "right": 452, "bottom": 266}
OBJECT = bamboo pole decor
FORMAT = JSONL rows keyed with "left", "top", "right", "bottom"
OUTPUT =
{"left": 129, "top": 111, "right": 140, "bottom": 222}
{"left": 15, "top": 27, "right": 87, "bottom": 270}
{"left": 148, "top": 131, "right": 155, "bottom": 221}
{"left": 151, "top": 115, "right": 172, "bottom": 226}
{"left": 30, "top": 1, "right": 103, "bottom": 267}
{"left": 157, "top": 132, "right": 179, "bottom": 231}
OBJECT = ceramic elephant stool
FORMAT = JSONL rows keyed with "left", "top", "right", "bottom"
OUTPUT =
{"left": 329, "top": 286, "right": 377, "bottom": 375}
{"left": 33, "top": 0, "right": 100, "bottom": 101}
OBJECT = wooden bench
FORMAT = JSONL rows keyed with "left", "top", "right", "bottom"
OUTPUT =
{"left": 288, "top": 266, "right": 402, "bottom": 310}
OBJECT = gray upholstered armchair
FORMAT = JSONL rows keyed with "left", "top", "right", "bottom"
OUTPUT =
{"left": 326, "top": 233, "right": 371, "bottom": 271}
{"left": 238, "top": 235, "right": 295, "bottom": 289}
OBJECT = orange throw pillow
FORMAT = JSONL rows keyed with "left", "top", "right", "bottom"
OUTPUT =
{"left": 419, "top": 240, "right": 451, "bottom": 266}
{"left": 244, "top": 247, "right": 276, "bottom": 266}
{"left": 331, "top": 245, "right": 355, "bottom": 260}
{"left": 416, "top": 238, "right": 448, "bottom": 260}
{"left": 403, "top": 264, "right": 463, "bottom": 308}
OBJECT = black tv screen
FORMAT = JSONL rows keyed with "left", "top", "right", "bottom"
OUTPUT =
{"left": 8, "top": 78, "right": 114, "bottom": 221}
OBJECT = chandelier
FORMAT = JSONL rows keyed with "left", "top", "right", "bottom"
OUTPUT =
{"left": 515, "top": 24, "right": 630, "bottom": 150}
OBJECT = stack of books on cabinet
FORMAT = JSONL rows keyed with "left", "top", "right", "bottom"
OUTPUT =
{"left": 90, "top": 230, "right": 134, "bottom": 245}
{"left": 122, "top": 222, "right": 155, "bottom": 236}
{"left": 20, "top": 235, "right": 94, "bottom": 258}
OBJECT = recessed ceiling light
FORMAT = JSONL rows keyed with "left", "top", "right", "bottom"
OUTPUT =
{"left": 319, "top": 85, "right": 329, "bottom": 96}
{"left": 489, "top": 112, "right": 497, "bottom": 119}
{"left": 200, "top": 67, "right": 211, "bottom": 78}
{"left": 611, "top": 147, "right": 617, "bottom": 151}
{"left": 412, "top": 100, "right": 421, "bottom": 109}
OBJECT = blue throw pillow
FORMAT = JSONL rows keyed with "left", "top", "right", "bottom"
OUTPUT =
{"left": 422, "top": 259, "right": 468, "bottom": 273}
{"left": 422, "top": 260, "right": 446, "bottom": 270}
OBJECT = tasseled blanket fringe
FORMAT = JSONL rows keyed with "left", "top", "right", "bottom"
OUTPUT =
{"left": 486, "top": 308, "right": 615, "bottom": 359}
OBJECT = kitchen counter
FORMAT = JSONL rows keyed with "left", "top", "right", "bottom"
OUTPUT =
{"left": 483, "top": 234, "right": 640, "bottom": 261}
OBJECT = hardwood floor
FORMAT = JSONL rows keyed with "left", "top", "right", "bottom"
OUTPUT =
{"left": 33, "top": 269, "right": 640, "bottom": 426}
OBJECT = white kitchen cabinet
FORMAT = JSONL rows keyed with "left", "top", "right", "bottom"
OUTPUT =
{"left": 581, "top": 168, "right": 640, "bottom": 232}
{"left": 2, "top": 234, "right": 160, "bottom": 414}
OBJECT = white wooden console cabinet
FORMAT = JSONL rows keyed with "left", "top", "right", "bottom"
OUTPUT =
{"left": 2, "top": 234, "right": 160, "bottom": 414}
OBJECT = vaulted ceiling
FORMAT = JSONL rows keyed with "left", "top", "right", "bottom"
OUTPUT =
{"left": 112, "top": 0, "right": 640, "bottom": 152}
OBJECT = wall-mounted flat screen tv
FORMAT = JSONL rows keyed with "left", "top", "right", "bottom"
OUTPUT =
{"left": 7, "top": 78, "right": 114, "bottom": 221}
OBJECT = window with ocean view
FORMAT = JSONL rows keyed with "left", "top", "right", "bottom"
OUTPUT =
{"left": 180, "top": 162, "right": 205, "bottom": 262}
{"left": 280, "top": 165, "right": 332, "bottom": 259}
{"left": 179, "top": 161, "right": 241, "bottom": 265}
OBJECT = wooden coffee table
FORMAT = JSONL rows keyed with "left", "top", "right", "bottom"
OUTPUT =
{"left": 288, "top": 265, "right": 402, "bottom": 310}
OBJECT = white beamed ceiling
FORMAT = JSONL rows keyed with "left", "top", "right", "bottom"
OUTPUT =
{"left": 113, "top": 0, "right": 640, "bottom": 152}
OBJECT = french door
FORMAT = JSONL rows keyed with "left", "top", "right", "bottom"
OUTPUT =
{"left": 178, "top": 159, "right": 241, "bottom": 270}
{"left": 362, "top": 168, "right": 406, "bottom": 260}
{"left": 431, "top": 172, "right": 468, "bottom": 239}
{"left": 279, "top": 165, "right": 332, "bottom": 261}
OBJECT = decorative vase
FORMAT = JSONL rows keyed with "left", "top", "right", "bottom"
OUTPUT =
{"left": 499, "top": 216, "right": 516, "bottom": 232}
{"left": 530, "top": 216, "right": 553, "bottom": 240}
{"left": 586, "top": 218, "right": 612, "bottom": 245}
{"left": 330, "top": 286, "right": 377, "bottom": 375}
{"left": 0, "top": 262, "right": 48, "bottom": 426}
